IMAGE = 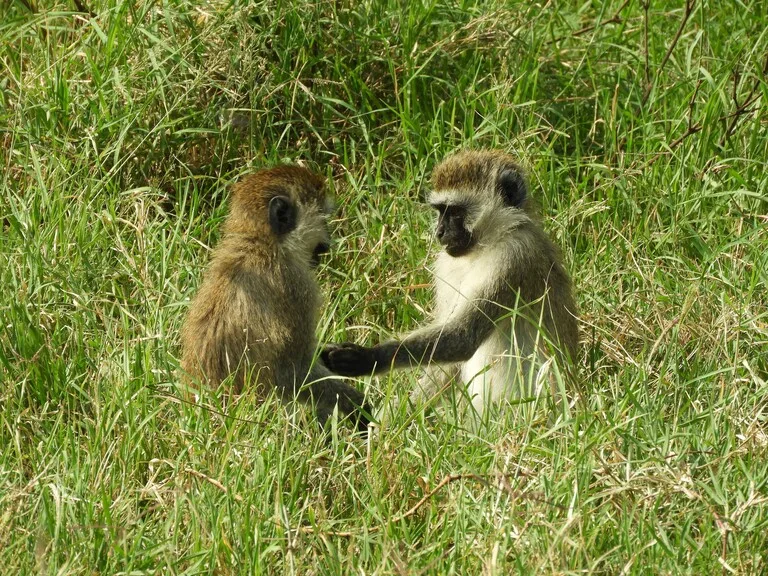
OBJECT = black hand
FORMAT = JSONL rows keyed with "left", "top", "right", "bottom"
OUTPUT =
{"left": 321, "top": 342, "right": 378, "bottom": 376}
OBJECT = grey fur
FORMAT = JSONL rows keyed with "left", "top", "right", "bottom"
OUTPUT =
{"left": 324, "top": 150, "right": 578, "bottom": 419}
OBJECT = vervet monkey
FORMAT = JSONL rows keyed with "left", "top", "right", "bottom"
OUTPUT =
{"left": 181, "top": 165, "right": 370, "bottom": 430}
{"left": 323, "top": 150, "right": 578, "bottom": 418}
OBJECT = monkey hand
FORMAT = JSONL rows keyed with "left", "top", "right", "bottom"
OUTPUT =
{"left": 321, "top": 342, "right": 378, "bottom": 376}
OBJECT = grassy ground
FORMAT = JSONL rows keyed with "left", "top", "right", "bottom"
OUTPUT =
{"left": 2, "top": 0, "right": 767, "bottom": 573}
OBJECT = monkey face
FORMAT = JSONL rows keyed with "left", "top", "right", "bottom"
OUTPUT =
{"left": 299, "top": 196, "right": 334, "bottom": 268}
{"left": 432, "top": 203, "right": 475, "bottom": 257}
{"left": 270, "top": 196, "right": 332, "bottom": 268}
{"left": 428, "top": 151, "right": 535, "bottom": 256}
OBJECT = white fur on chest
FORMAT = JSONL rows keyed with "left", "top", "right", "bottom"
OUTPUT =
{"left": 433, "top": 250, "right": 498, "bottom": 320}
{"left": 431, "top": 248, "right": 548, "bottom": 416}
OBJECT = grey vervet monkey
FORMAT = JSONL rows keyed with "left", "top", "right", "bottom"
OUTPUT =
{"left": 323, "top": 150, "right": 578, "bottom": 418}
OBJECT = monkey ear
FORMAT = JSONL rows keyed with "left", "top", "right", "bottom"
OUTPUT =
{"left": 268, "top": 195, "right": 297, "bottom": 235}
{"left": 498, "top": 169, "right": 526, "bottom": 207}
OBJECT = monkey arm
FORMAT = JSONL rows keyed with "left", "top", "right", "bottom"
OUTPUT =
{"left": 386, "top": 298, "right": 498, "bottom": 367}
{"left": 323, "top": 297, "right": 502, "bottom": 376}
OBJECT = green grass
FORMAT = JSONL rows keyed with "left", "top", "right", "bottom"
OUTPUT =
{"left": 2, "top": 0, "right": 767, "bottom": 573}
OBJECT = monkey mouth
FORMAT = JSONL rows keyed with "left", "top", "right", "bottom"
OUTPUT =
{"left": 440, "top": 233, "right": 474, "bottom": 258}
{"left": 311, "top": 242, "right": 330, "bottom": 266}
{"left": 445, "top": 245, "right": 473, "bottom": 258}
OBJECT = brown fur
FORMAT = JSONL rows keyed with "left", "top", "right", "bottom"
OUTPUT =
{"left": 432, "top": 150, "right": 510, "bottom": 192}
{"left": 180, "top": 167, "right": 323, "bottom": 394}
{"left": 180, "top": 165, "right": 370, "bottom": 429}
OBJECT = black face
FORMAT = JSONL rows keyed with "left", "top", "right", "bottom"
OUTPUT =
{"left": 433, "top": 203, "right": 474, "bottom": 257}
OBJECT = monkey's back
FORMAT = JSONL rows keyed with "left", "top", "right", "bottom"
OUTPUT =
{"left": 521, "top": 226, "right": 579, "bottom": 361}
{"left": 180, "top": 240, "right": 320, "bottom": 395}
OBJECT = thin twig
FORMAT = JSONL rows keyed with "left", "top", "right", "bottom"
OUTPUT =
{"left": 184, "top": 467, "right": 244, "bottom": 502}
{"left": 572, "top": 0, "right": 631, "bottom": 39}
{"left": 642, "top": 0, "right": 696, "bottom": 105}
{"left": 657, "top": 0, "right": 695, "bottom": 76}
{"left": 399, "top": 474, "right": 479, "bottom": 520}
{"left": 148, "top": 385, "right": 267, "bottom": 426}
{"left": 646, "top": 80, "right": 703, "bottom": 166}
{"left": 643, "top": 67, "right": 761, "bottom": 167}
{"left": 720, "top": 52, "right": 768, "bottom": 145}
{"left": 547, "top": 0, "right": 630, "bottom": 44}
{"left": 687, "top": 79, "right": 703, "bottom": 131}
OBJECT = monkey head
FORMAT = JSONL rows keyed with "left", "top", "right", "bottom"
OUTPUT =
{"left": 428, "top": 150, "right": 532, "bottom": 257}
{"left": 226, "top": 165, "right": 334, "bottom": 267}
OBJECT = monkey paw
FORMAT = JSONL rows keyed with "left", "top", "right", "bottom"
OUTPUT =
{"left": 321, "top": 342, "right": 377, "bottom": 376}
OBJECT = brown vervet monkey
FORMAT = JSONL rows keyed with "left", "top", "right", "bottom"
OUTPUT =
{"left": 181, "top": 165, "right": 370, "bottom": 430}
{"left": 323, "top": 150, "right": 578, "bottom": 419}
